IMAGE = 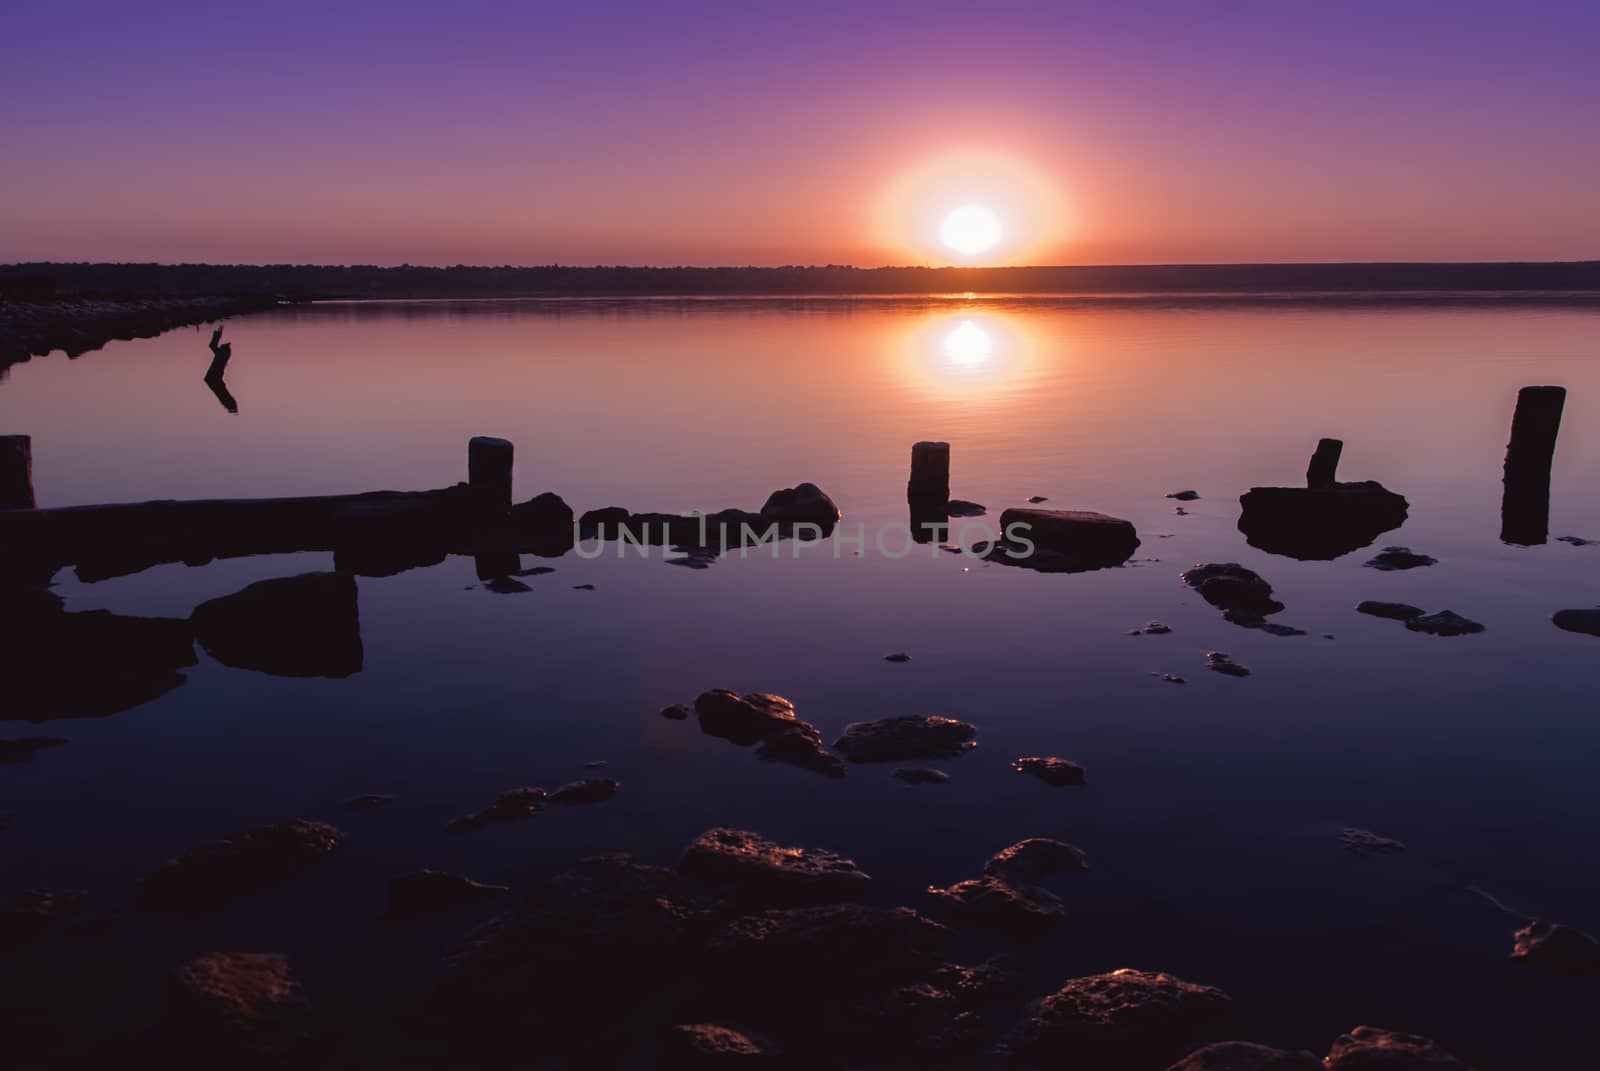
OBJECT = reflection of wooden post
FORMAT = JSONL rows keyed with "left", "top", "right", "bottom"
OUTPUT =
{"left": 1, "top": 435, "right": 34, "bottom": 510}
{"left": 1501, "top": 386, "right": 1566, "bottom": 546}
{"left": 468, "top": 436, "right": 513, "bottom": 515}
{"left": 1306, "top": 438, "right": 1343, "bottom": 489}
{"left": 907, "top": 441, "right": 950, "bottom": 507}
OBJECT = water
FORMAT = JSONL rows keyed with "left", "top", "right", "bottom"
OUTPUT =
{"left": 3, "top": 297, "right": 1599, "bottom": 1067}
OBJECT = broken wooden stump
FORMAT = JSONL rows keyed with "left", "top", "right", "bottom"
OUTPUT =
{"left": 1501, "top": 385, "right": 1566, "bottom": 546}
{"left": 468, "top": 436, "right": 514, "bottom": 516}
{"left": 0, "top": 435, "right": 33, "bottom": 510}
{"left": 1306, "top": 437, "right": 1343, "bottom": 489}
{"left": 907, "top": 441, "right": 950, "bottom": 509}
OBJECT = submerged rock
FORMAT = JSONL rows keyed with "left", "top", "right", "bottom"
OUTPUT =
{"left": 661, "top": 1023, "right": 779, "bottom": 1066}
{"left": 996, "top": 968, "right": 1232, "bottom": 1069}
{"left": 548, "top": 778, "right": 619, "bottom": 805}
{"left": 1405, "top": 610, "right": 1485, "bottom": 636}
{"left": 659, "top": 703, "right": 691, "bottom": 720}
{"left": 1510, "top": 920, "right": 1600, "bottom": 976}
{"left": 679, "top": 827, "right": 871, "bottom": 906}
{"left": 1, "top": 889, "right": 87, "bottom": 946}
{"left": 1167, "top": 489, "right": 1201, "bottom": 501}
{"left": 1168, "top": 1041, "right": 1322, "bottom": 1070}
{"left": 893, "top": 767, "right": 949, "bottom": 785}
{"left": 1552, "top": 608, "right": 1600, "bottom": 637}
{"left": 1357, "top": 600, "right": 1425, "bottom": 621}
{"left": 388, "top": 870, "right": 509, "bottom": 916}
{"left": 691, "top": 689, "right": 843, "bottom": 777}
{"left": 1364, "top": 546, "right": 1437, "bottom": 571}
{"left": 191, "top": 572, "right": 362, "bottom": 678}
{"left": 483, "top": 576, "right": 531, "bottom": 594}
{"left": 1223, "top": 610, "right": 1307, "bottom": 636}
{"left": 834, "top": 715, "right": 977, "bottom": 762}
{"left": 1181, "top": 563, "right": 1285, "bottom": 616}
{"left": 1206, "top": 652, "right": 1250, "bottom": 677}
{"left": 759, "top": 482, "right": 840, "bottom": 526}
{"left": 344, "top": 793, "right": 393, "bottom": 810}
{"left": 1338, "top": 828, "right": 1406, "bottom": 856}
{"left": 884, "top": 651, "right": 912, "bottom": 662}
{"left": 946, "top": 499, "right": 988, "bottom": 517}
{"left": 754, "top": 723, "right": 846, "bottom": 778}
{"left": 1556, "top": 535, "right": 1597, "bottom": 547}
{"left": 1131, "top": 620, "right": 1172, "bottom": 635}
{"left": 984, "top": 838, "right": 1088, "bottom": 883}
{"left": 704, "top": 904, "right": 952, "bottom": 997}
{"left": 161, "top": 952, "right": 311, "bottom": 1066}
{"left": 1027, "top": 495, "right": 1048, "bottom": 504}
{"left": 1239, "top": 481, "right": 1409, "bottom": 561}
{"left": 446, "top": 787, "right": 548, "bottom": 833}
{"left": 927, "top": 875, "right": 1065, "bottom": 936}
{"left": 1012, "top": 756, "right": 1086, "bottom": 787}
{"left": 0, "top": 735, "right": 68, "bottom": 764}
{"left": 1323, "top": 1026, "right": 1476, "bottom": 1070}
{"left": 983, "top": 508, "right": 1140, "bottom": 572}
{"left": 137, "top": 820, "right": 342, "bottom": 914}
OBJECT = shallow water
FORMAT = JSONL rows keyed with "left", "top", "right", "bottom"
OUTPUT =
{"left": 4, "top": 297, "right": 1599, "bottom": 1067}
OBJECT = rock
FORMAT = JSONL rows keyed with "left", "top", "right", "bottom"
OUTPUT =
{"left": 344, "top": 793, "right": 393, "bottom": 809}
{"left": 893, "top": 768, "right": 949, "bottom": 785}
{"left": 1556, "top": 535, "right": 1597, "bottom": 546}
{"left": 584, "top": 759, "right": 609, "bottom": 768}
{"left": 388, "top": 869, "right": 509, "bottom": 916}
{"left": 1238, "top": 481, "right": 1409, "bottom": 561}
{"left": 661, "top": 1023, "right": 779, "bottom": 1066}
{"left": 1175, "top": 506, "right": 1190, "bottom": 515}
{"left": 660, "top": 703, "right": 691, "bottom": 720}
{"left": 834, "top": 715, "right": 977, "bottom": 762}
{"left": 1338, "top": 828, "right": 1405, "bottom": 855}
{"left": 1167, "top": 1041, "right": 1322, "bottom": 1070}
{"left": 1510, "top": 920, "right": 1600, "bottom": 975}
{"left": 1364, "top": 546, "right": 1437, "bottom": 571}
{"left": 137, "top": 820, "right": 342, "bottom": 914}
{"left": 483, "top": 576, "right": 531, "bottom": 594}
{"left": 996, "top": 968, "right": 1232, "bottom": 1068}
{"left": 759, "top": 482, "right": 840, "bottom": 526}
{"left": 190, "top": 572, "right": 362, "bottom": 678}
{"left": 515, "top": 565, "right": 556, "bottom": 576}
{"left": 548, "top": 777, "right": 619, "bottom": 804}
{"left": 571, "top": 583, "right": 595, "bottom": 590}
{"left": 1027, "top": 496, "right": 1048, "bottom": 503}
{"left": 984, "top": 838, "right": 1088, "bottom": 883}
{"left": 1, "top": 889, "right": 87, "bottom": 946}
{"left": 692, "top": 690, "right": 843, "bottom": 777}
{"left": 510, "top": 491, "right": 575, "bottom": 554}
{"left": 1012, "top": 756, "right": 1085, "bottom": 787}
{"left": 1156, "top": 673, "right": 1187, "bottom": 684}
{"left": 1206, "top": 652, "right": 1250, "bottom": 677}
{"left": 946, "top": 499, "right": 987, "bottom": 517}
{"left": 162, "top": 952, "right": 311, "bottom": 1066}
{"left": 1357, "top": 601, "right": 1425, "bottom": 621}
{"left": 1132, "top": 621, "right": 1172, "bottom": 635}
{"left": 991, "top": 508, "right": 1140, "bottom": 571}
{"left": 447, "top": 787, "right": 548, "bottom": 832}
{"left": 0, "top": 735, "right": 68, "bottom": 764}
{"left": 1405, "top": 611, "right": 1485, "bottom": 636}
{"left": 884, "top": 652, "right": 912, "bottom": 662}
{"left": 754, "top": 723, "right": 845, "bottom": 778}
{"left": 1225, "top": 613, "right": 1307, "bottom": 637}
{"left": 679, "top": 828, "right": 871, "bottom": 906}
{"left": 1181, "top": 563, "right": 1284, "bottom": 616}
{"left": 1167, "top": 490, "right": 1201, "bottom": 501}
{"left": 704, "top": 904, "right": 952, "bottom": 997}
{"left": 578, "top": 505, "right": 631, "bottom": 536}
{"left": 925, "top": 876, "right": 1065, "bottom": 935}
{"left": 1324, "top": 1026, "right": 1476, "bottom": 1069}
{"left": 1552, "top": 608, "right": 1600, "bottom": 637}
{"left": 841, "top": 981, "right": 989, "bottom": 1065}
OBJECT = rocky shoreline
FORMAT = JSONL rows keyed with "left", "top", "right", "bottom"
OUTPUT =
{"left": 0, "top": 294, "right": 287, "bottom": 371}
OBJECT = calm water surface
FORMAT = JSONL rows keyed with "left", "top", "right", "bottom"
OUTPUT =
{"left": 3, "top": 297, "right": 1599, "bottom": 1067}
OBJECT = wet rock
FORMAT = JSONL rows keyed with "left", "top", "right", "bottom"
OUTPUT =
{"left": 1175, "top": 505, "right": 1190, "bottom": 515}
{"left": 1552, "top": 608, "right": 1600, "bottom": 637}
{"left": 1027, "top": 495, "right": 1048, "bottom": 503}
{"left": 893, "top": 767, "right": 949, "bottom": 785}
{"left": 1206, "top": 652, "right": 1250, "bottom": 677}
{"left": 548, "top": 777, "right": 619, "bottom": 804}
{"left": 510, "top": 491, "right": 575, "bottom": 554}
{"left": 446, "top": 787, "right": 547, "bottom": 832}
{"left": 1338, "top": 828, "right": 1405, "bottom": 856}
{"left": 1181, "top": 563, "right": 1285, "bottom": 616}
{"left": 1556, "top": 535, "right": 1597, "bottom": 547}
{"left": 1, "top": 889, "right": 87, "bottom": 946}
{"left": 1239, "top": 481, "right": 1409, "bottom": 561}
{"left": 679, "top": 827, "right": 871, "bottom": 906}
{"left": 842, "top": 981, "right": 988, "bottom": 1065}
{"left": 191, "top": 571, "right": 362, "bottom": 678}
{"left": 660, "top": 703, "right": 691, "bottom": 720}
{"left": 344, "top": 793, "right": 393, "bottom": 810}
{"left": 584, "top": 759, "right": 609, "bottom": 768}
{"left": 928, "top": 876, "right": 1065, "bottom": 937}
{"left": 1357, "top": 601, "right": 1425, "bottom": 621}
{"left": 1323, "top": 1026, "right": 1476, "bottom": 1070}
{"left": 933, "top": 956, "right": 1027, "bottom": 1005}
{"left": 515, "top": 565, "right": 556, "bottom": 577}
{"left": 834, "top": 715, "right": 977, "bottom": 762}
{"left": 884, "top": 651, "right": 912, "bottom": 662}
{"left": 695, "top": 689, "right": 804, "bottom": 746}
{"left": 996, "top": 968, "right": 1232, "bottom": 1068}
{"left": 984, "top": 838, "right": 1088, "bottom": 883}
{"left": 661, "top": 1023, "right": 779, "bottom": 1066}
{"left": 1364, "top": 546, "right": 1437, "bottom": 571}
{"left": 1168, "top": 1041, "right": 1322, "bottom": 1070}
{"left": 946, "top": 499, "right": 987, "bottom": 517}
{"left": 388, "top": 869, "right": 509, "bottom": 916}
{"left": 1510, "top": 920, "right": 1600, "bottom": 976}
{"left": 571, "top": 582, "right": 596, "bottom": 590}
{"left": 1131, "top": 620, "right": 1172, "bottom": 635}
{"left": 1012, "top": 756, "right": 1085, "bottom": 787}
{"left": 704, "top": 904, "right": 952, "bottom": 997}
{"left": 483, "top": 576, "right": 531, "bottom": 594}
{"left": 1155, "top": 673, "right": 1187, "bottom": 684}
{"left": 137, "top": 820, "right": 342, "bottom": 914}
{"left": 1221, "top": 609, "right": 1307, "bottom": 636}
{"left": 754, "top": 723, "right": 845, "bottom": 778}
{"left": 1404, "top": 610, "right": 1485, "bottom": 636}
{"left": 759, "top": 482, "right": 840, "bottom": 525}
{"left": 162, "top": 952, "right": 311, "bottom": 1067}
{"left": 986, "top": 508, "right": 1140, "bottom": 572}
{"left": 0, "top": 735, "right": 68, "bottom": 764}
{"left": 1167, "top": 490, "right": 1201, "bottom": 501}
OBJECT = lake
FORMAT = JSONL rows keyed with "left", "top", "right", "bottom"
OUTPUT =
{"left": 3, "top": 296, "right": 1599, "bottom": 1068}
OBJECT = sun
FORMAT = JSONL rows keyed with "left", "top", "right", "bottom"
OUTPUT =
{"left": 939, "top": 204, "right": 1003, "bottom": 256}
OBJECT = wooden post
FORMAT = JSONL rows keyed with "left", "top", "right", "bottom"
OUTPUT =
{"left": 907, "top": 440, "right": 950, "bottom": 507}
{"left": 468, "top": 436, "right": 513, "bottom": 515}
{"left": 1, "top": 435, "right": 34, "bottom": 510}
{"left": 1306, "top": 438, "right": 1343, "bottom": 489}
{"left": 1501, "top": 386, "right": 1566, "bottom": 546}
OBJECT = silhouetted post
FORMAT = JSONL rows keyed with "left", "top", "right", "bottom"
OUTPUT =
{"left": 0, "top": 435, "right": 34, "bottom": 510}
{"left": 1306, "top": 438, "right": 1343, "bottom": 489}
{"left": 468, "top": 436, "right": 513, "bottom": 516}
{"left": 907, "top": 441, "right": 950, "bottom": 508}
{"left": 1501, "top": 385, "right": 1566, "bottom": 546}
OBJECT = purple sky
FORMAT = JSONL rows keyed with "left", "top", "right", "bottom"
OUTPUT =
{"left": 3, "top": 1, "right": 1597, "bottom": 265}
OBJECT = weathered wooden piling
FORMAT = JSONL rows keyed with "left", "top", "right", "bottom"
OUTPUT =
{"left": 1, "top": 435, "right": 34, "bottom": 510}
{"left": 1306, "top": 437, "right": 1343, "bottom": 489}
{"left": 907, "top": 440, "right": 950, "bottom": 507}
{"left": 468, "top": 436, "right": 514, "bottom": 515}
{"left": 1501, "top": 385, "right": 1566, "bottom": 546}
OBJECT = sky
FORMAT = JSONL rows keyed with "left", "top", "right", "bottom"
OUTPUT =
{"left": 3, "top": 1, "right": 1598, "bottom": 267}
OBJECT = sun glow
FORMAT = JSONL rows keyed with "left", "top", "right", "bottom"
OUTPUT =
{"left": 940, "top": 205, "right": 1003, "bottom": 256}
{"left": 876, "top": 148, "right": 1068, "bottom": 265}
{"left": 943, "top": 319, "right": 993, "bottom": 365}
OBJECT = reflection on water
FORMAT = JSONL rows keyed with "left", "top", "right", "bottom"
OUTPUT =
{"left": 943, "top": 319, "right": 992, "bottom": 365}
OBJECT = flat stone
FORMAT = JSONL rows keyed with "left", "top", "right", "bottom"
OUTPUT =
{"left": 884, "top": 652, "right": 912, "bottom": 662}
{"left": 1012, "top": 756, "right": 1086, "bottom": 787}
{"left": 344, "top": 793, "right": 393, "bottom": 810}
{"left": 1181, "top": 563, "right": 1284, "bottom": 616}
{"left": 1027, "top": 495, "right": 1048, "bottom": 503}
{"left": 1510, "top": 920, "right": 1600, "bottom": 976}
{"left": 1324, "top": 1026, "right": 1476, "bottom": 1070}
{"left": 695, "top": 689, "right": 802, "bottom": 746}
{"left": 447, "top": 787, "right": 548, "bottom": 832}
{"left": 1166, "top": 490, "right": 1201, "bottom": 501}
{"left": 0, "top": 735, "right": 68, "bottom": 764}
{"left": 484, "top": 577, "right": 531, "bottom": 593}
{"left": 389, "top": 869, "right": 510, "bottom": 916}
{"left": 1552, "top": 608, "right": 1600, "bottom": 637}
{"left": 927, "top": 876, "right": 1065, "bottom": 936}
{"left": 549, "top": 777, "right": 619, "bottom": 804}
{"left": 660, "top": 703, "right": 691, "bottom": 720}
{"left": 1357, "top": 601, "right": 1425, "bottom": 621}
{"left": 662, "top": 1023, "right": 779, "bottom": 1065}
{"left": 1238, "top": 481, "right": 1409, "bottom": 561}
{"left": 984, "top": 838, "right": 1088, "bottom": 883}
{"left": 1206, "top": 652, "right": 1251, "bottom": 677}
{"left": 137, "top": 820, "right": 342, "bottom": 914}
{"left": 679, "top": 827, "right": 871, "bottom": 906}
{"left": 992, "top": 507, "right": 1140, "bottom": 570}
{"left": 1405, "top": 610, "right": 1485, "bottom": 636}
{"left": 1364, "top": 546, "right": 1437, "bottom": 571}
{"left": 1168, "top": 1041, "right": 1322, "bottom": 1070}
{"left": 892, "top": 768, "right": 949, "bottom": 785}
{"left": 946, "top": 499, "right": 988, "bottom": 517}
{"left": 834, "top": 715, "right": 977, "bottom": 762}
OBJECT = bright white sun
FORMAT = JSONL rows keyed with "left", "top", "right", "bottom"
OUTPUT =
{"left": 943, "top": 320, "right": 993, "bottom": 365}
{"left": 940, "top": 204, "right": 1003, "bottom": 256}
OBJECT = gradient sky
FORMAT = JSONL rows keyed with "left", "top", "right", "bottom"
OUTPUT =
{"left": 4, "top": 1, "right": 1598, "bottom": 266}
